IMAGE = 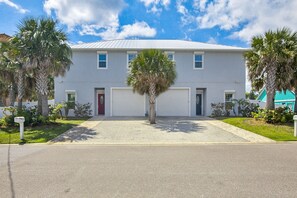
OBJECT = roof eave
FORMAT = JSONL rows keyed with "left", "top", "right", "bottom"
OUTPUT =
{"left": 71, "top": 47, "right": 248, "bottom": 52}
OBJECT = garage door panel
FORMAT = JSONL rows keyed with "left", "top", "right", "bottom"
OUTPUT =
{"left": 112, "top": 89, "right": 145, "bottom": 116}
{"left": 157, "top": 89, "right": 189, "bottom": 116}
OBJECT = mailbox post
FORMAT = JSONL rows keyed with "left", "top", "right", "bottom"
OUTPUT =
{"left": 294, "top": 115, "right": 297, "bottom": 137}
{"left": 14, "top": 117, "right": 25, "bottom": 140}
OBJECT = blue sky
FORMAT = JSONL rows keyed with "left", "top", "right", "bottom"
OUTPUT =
{"left": 1, "top": 0, "right": 297, "bottom": 48}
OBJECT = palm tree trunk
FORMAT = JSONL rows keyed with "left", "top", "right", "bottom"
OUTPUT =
{"left": 42, "top": 94, "right": 49, "bottom": 116}
{"left": 37, "top": 93, "right": 42, "bottom": 114}
{"left": 149, "top": 82, "right": 156, "bottom": 124}
{"left": 266, "top": 66, "right": 276, "bottom": 110}
{"left": 17, "top": 70, "right": 24, "bottom": 111}
{"left": 9, "top": 84, "right": 15, "bottom": 106}
{"left": 266, "top": 89, "right": 275, "bottom": 110}
{"left": 36, "top": 66, "right": 49, "bottom": 116}
{"left": 17, "top": 99, "right": 23, "bottom": 110}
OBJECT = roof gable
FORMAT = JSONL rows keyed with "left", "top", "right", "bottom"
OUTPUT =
{"left": 257, "top": 89, "right": 295, "bottom": 102}
{"left": 0, "top": 33, "right": 11, "bottom": 43}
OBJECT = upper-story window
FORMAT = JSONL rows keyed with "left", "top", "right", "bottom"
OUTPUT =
{"left": 194, "top": 52, "right": 204, "bottom": 69}
{"left": 127, "top": 51, "right": 137, "bottom": 68}
{"left": 97, "top": 51, "right": 108, "bottom": 69}
{"left": 165, "top": 51, "right": 175, "bottom": 61}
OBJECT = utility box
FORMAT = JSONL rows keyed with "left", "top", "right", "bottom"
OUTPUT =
{"left": 14, "top": 116, "right": 25, "bottom": 140}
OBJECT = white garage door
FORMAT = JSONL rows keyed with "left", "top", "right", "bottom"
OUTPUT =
{"left": 111, "top": 89, "right": 145, "bottom": 116}
{"left": 156, "top": 89, "right": 190, "bottom": 116}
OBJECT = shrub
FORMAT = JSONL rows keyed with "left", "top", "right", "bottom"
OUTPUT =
{"left": 1, "top": 115, "right": 15, "bottom": 127}
{"left": 74, "top": 103, "right": 92, "bottom": 117}
{"left": 1, "top": 107, "right": 36, "bottom": 126}
{"left": 49, "top": 103, "right": 64, "bottom": 121}
{"left": 252, "top": 107, "right": 294, "bottom": 124}
{"left": 0, "top": 104, "right": 65, "bottom": 127}
{"left": 211, "top": 103, "right": 225, "bottom": 117}
{"left": 37, "top": 115, "right": 49, "bottom": 124}
{"left": 233, "top": 99, "right": 259, "bottom": 117}
{"left": 211, "top": 102, "right": 236, "bottom": 117}
{"left": 63, "top": 101, "right": 74, "bottom": 117}
{"left": 0, "top": 118, "right": 4, "bottom": 126}
{"left": 224, "top": 102, "right": 235, "bottom": 117}
{"left": 211, "top": 99, "right": 261, "bottom": 118}
{"left": 16, "top": 108, "right": 34, "bottom": 126}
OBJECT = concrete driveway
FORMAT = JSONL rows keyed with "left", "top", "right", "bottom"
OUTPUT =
{"left": 52, "top": 117, "right": 273, "bottom": 144}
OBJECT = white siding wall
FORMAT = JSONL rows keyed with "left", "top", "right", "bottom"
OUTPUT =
{"left": 55, "top": 50, "right": 246, "bottom": 116}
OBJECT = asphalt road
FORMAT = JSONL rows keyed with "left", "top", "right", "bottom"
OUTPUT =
{"left": 1, "top": 143, "right": 297, "bottom": 198}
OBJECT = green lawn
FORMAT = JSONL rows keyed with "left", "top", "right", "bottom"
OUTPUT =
{"left": 218, "top": 117, "right": 297, "bottom": 141}
{"left": 0, "top": 118, "right": 88, "bottom": 144}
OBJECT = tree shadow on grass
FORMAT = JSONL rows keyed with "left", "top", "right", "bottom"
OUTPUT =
{"left": 152, "top": 118, "right": 205, "bottom": 133}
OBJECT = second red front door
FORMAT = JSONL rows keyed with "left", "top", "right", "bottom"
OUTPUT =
{"left": 98, "top": 94, "right": 105, "bottom": 115}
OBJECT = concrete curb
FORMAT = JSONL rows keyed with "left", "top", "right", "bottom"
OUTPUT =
{"left": 51, "top": 141, "right": 276, "bottom": 145}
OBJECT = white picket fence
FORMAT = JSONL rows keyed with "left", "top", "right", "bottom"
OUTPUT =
{"left": 0, "top": 100, "right": 55, "bottom": 118}
{"left": 0, "top": 107, "right": 9, "bottom": 118}
{"left": 249, "top": 100, "right": 287, "bottom": 109}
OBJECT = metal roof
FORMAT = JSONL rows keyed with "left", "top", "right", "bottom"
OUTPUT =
{"left": 71, "top": 39, "right": 248, "bottom": 51}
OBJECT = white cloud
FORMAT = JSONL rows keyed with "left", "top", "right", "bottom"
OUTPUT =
{"left": 80, "top": 21, "right": 157, "bottom": 40}
{"left": 0, "top": 0, "right": 28, "bottom": 13}
{"left": 176, "top": 0, "right": 195, "bottom": 26}
{"left": 44, "top": 0, "right": 124, "bottom": 30}
{"left": 197, "top": 0, "right": 297, "bottom": 42}
{"left": 140, "top": 0, "right": 170, "bottom": 7}
{"left": 140, "top": 0, "right": 171, "bottom": 13}
{"left": 44, "top": 0, "right": 157, "bottom": 40}
{"left": 176, "top": 0, "right": 187, "bottom": 15}
{"left": 207, "top": 36, "right": 217, "bottom": 44}
{"left": 193, "top": 0, "right": 207, "bottom": 11}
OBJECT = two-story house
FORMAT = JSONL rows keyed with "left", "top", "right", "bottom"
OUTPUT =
{"left": 54, "top": 40, "right": 247, "bottom": 117}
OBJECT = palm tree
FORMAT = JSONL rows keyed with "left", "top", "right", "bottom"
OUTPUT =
{"left": 14, "top": 18, "right": 72, "bottom": 116}
{"left": 245, "top": 28, "right": 297, "bottom": 110}
{"left": 8, "top": 39, "right": 27, "bottom": 110}
{"left": 0, "top": 42, "right": 17, "bottom": 106}
{"left": 280, "top": 54, "right": 297, "bottom": 113}
{"left": 1, "top": 35, "right": 30, "bottom": 110}
{"left": 274, "top": 30, "right": 297, "bottom": 113}
{"left": 127, "top": 49, "right": 176, "bottom": 124}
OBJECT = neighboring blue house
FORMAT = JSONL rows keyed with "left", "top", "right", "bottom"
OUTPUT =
{"left": 257, "top": 89, "right": 295, "bottom": 110}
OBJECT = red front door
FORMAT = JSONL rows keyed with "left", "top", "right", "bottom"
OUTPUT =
{"left": 98, "top": 94, "right": 105, "bottom": 115}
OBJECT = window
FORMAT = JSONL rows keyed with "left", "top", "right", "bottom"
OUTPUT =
{"left": 288, "top": 103, "right": 293, "bottom": 110}
{"left": 97, "top": 52, "right": 107, "bottom": 69}
{"left": 127, "top": 51, "right": 137, "bottom": 68}
{"left": 165, "top": 51, "right": 175, "bottom": 61}
{"left": 225, "top": 93, "right": 234, "bottom": 102}
{"left": 224, "top": 91, "right": 235, "bottom": 111}
{"left": 66, "top": 91, "right": 76, "bottom": 109}
{"left": 194, "top": 52, "right": 204, "bottom": 69}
